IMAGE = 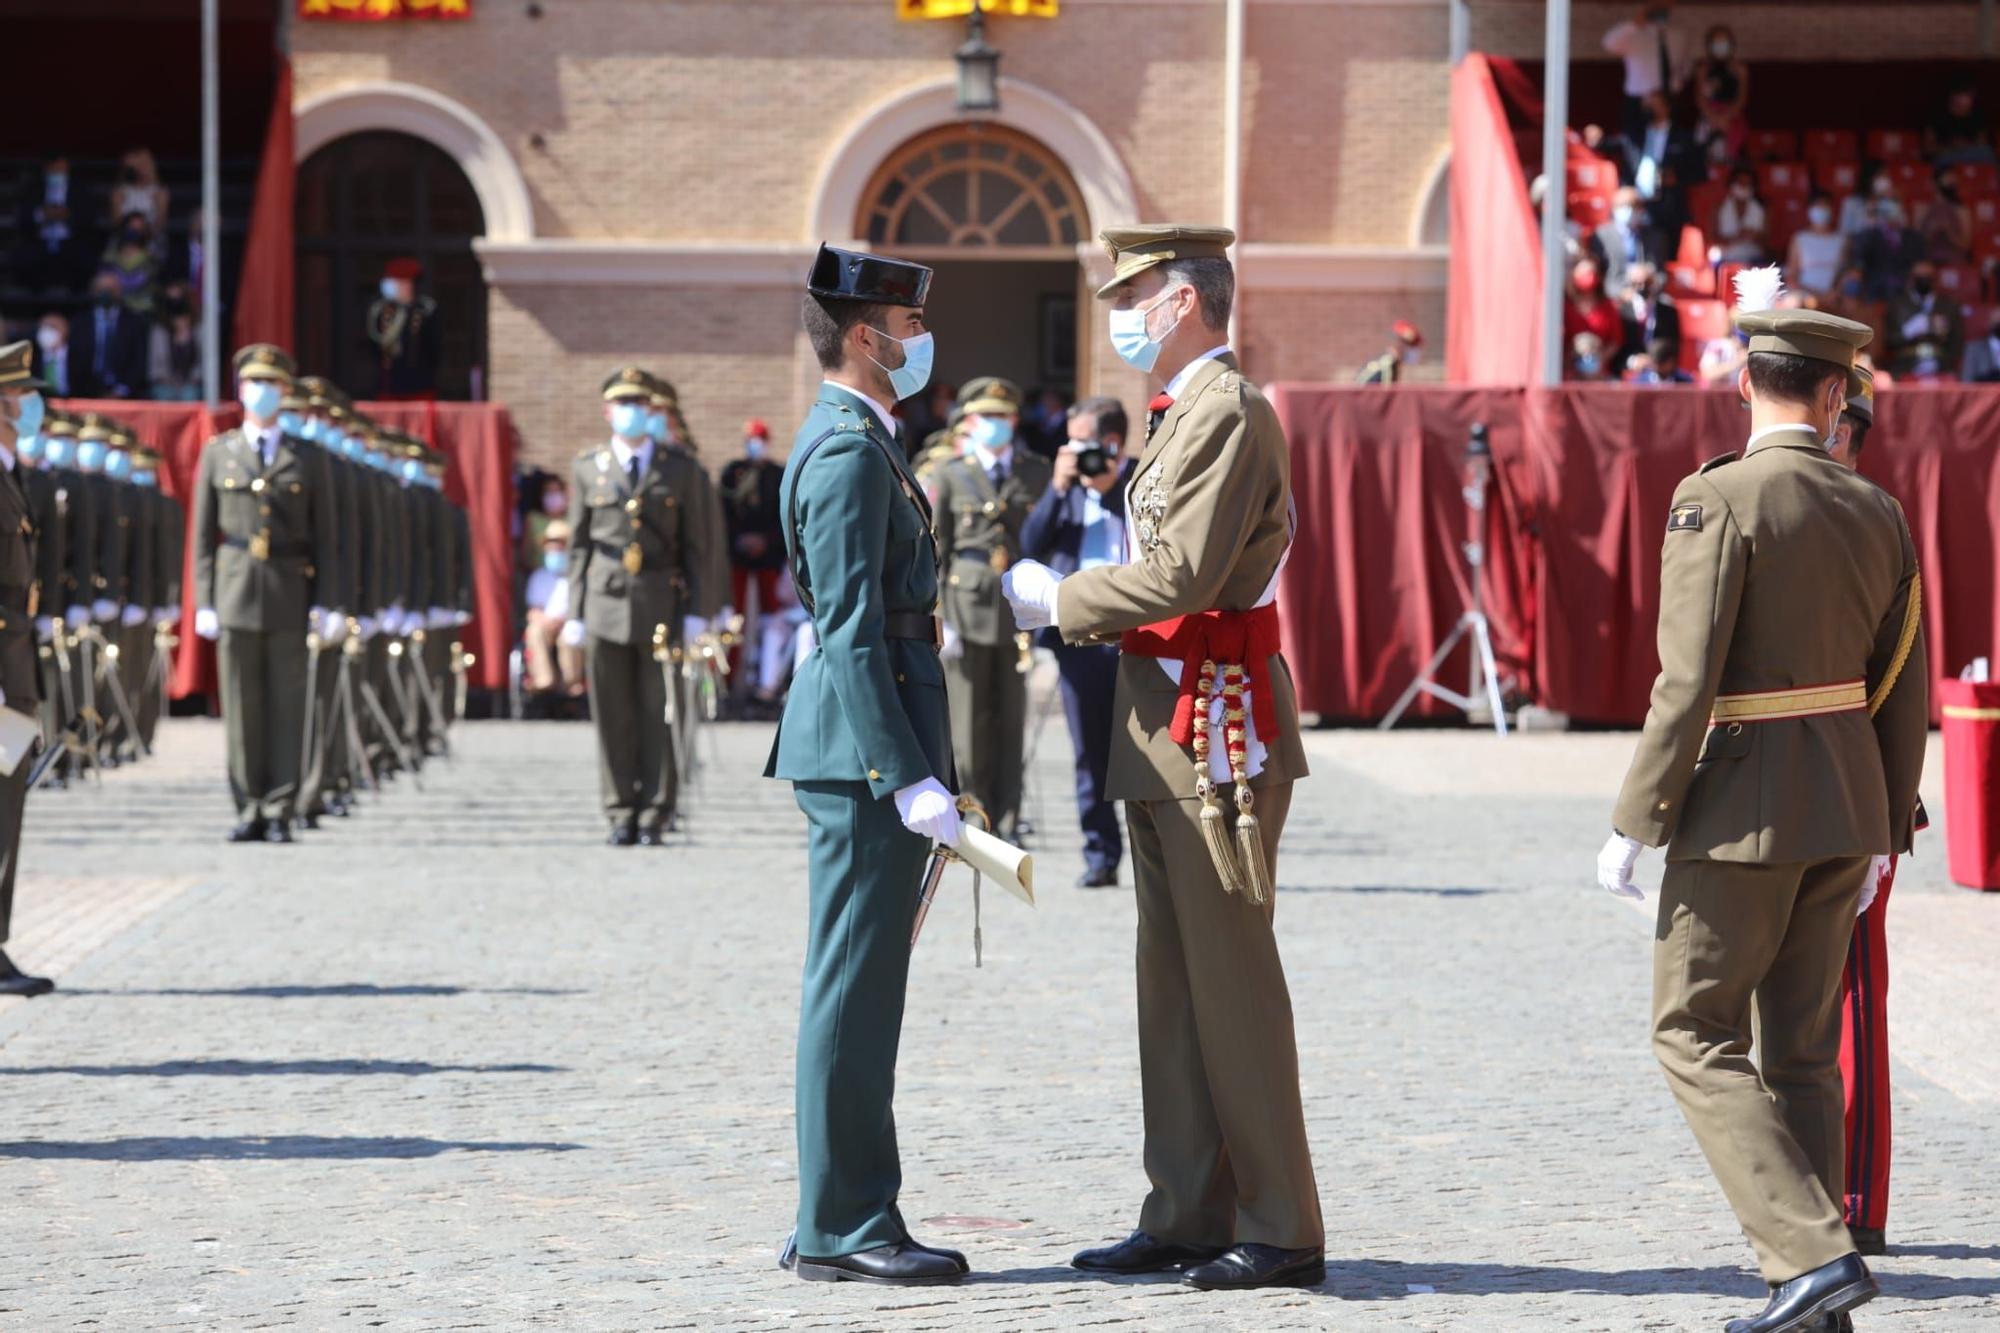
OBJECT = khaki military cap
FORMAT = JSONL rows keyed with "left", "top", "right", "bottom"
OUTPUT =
{"left": 109, "top": 423, "right": 138, "bottom": 448}
{"left": 281, "top": 384, "right": 311, "bottom": 413}
{"left": 1844, "top": 364, "right": 1876, "bottom": 424}
{"left": 77, "top": 413, "right": 115, "bottom": 444}
{"left": 233, "top": 343, "right": 297, "bottom": 384}
{"left": 602, "top": 366, "right": 653, "bottom": 403}
{"left": 296, "top": 375, "right": 342, "bottom": 410}
{"left": 959, "top": 376, "right": 1023, "bottom": 416}
{"left": 1096, "top": 224, "right": 1235, "bottom": 298}
{"left": 645, "top": 374, "right": 679, "bottom": 407}
{"left": 130, "top": 445, "right": 163, "bottom": 467}
{"left": 0, "top": 340, "right": 34, "bottom": 388}
{"left": 1737, "top": 309, "right": 1873, "bottom": 379}
{"left": 43, "top": 412, "right": 78, "bottom": 438}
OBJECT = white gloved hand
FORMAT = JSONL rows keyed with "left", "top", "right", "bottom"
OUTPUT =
{"left": 120, "top": 603, "right": 146, "bottom": 628}
{"left": 1858, "top": 854, "right": 1891, "bottom": 917}
{"left": 1001, "top": 559, "right": 1063, "bottom": 631}
{"left": 156, "top": 605, "right": 178, "bottom": 629}
{"left": 453, "top": 608, "right": 472, "bottom": 627}
{"left": 91, "top": 598, "right": 118, "bottom": 623}
{"left": 559, "top": 619, "right": 588, "bottom": 648}
{"left": 939, "top": 620, "right": 964, "bottom": 662}
{"left": 894, "top": 777, "right": 962, "bottom": 847}
{"left": 683, "top": 615, "right": 710, "bottom": 642}
{"left": 194, "top": 607, "right": 220, "bottom": 641}
{"left": 34, "top": 616, "right": 53, "bottom": 643}
{"left": 386, "top": 607, "right": 409, "bottom": 636}
{"left": 64, "top": 604, "right": 90, "bottom": 631}
{"left": 317, "top": 609, "right": 348, "bottom": 644}
{"left": 1597, "top": 831, "right": 1645, "bottom": 900}
{"left": 428, "top": 606, "right": 450, "bottom": 630}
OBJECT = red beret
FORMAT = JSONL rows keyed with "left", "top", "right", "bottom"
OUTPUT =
{"left": 385, "top": 257, "right": 423, "bottom": 281}
{"left": 744, "top": 418, "right": 769, "bottom": 439}
{"left": 1393, "top": 320, "right": 1423, "bottom": 347}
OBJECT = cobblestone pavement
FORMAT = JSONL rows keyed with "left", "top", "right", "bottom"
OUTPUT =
{"left": 1, "top": 711, "right": 1996, "bottom": 1330}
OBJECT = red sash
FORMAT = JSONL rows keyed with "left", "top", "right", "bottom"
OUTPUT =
{"left": 1120, "top": 603, "right": 1282, "bottom": 746}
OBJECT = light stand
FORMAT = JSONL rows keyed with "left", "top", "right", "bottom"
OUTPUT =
{"left": 1380, "top": 422, "right": 1511, "bottom": 736}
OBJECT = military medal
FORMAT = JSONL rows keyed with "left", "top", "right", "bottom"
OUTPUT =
{"left": 250, "top": 530, "right": 272, "bottom": 561}
{"left": 623, "top": 542, "right": 644, "bottom": 575}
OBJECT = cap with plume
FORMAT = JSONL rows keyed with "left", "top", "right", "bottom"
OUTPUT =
{"left": 1733, "top": 264, "right": 1785, "bottom": 315}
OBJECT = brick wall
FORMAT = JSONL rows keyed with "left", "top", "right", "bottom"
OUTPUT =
{"left": 1472, "top": 3, "right": 1981, "bottom": 62}
{"left": 1241, "top": 288, "right": 1450, "bottom": 387}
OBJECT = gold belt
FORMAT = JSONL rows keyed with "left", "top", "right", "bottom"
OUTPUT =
{"left": 1710, "top": 680, "right": 1866, "bottom": 725}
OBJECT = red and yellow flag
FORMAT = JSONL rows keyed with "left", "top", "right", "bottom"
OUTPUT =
{"left": 298, "top": 0, "right": 471, "bottom": 20}
{"left": 897, "top": 0, "right": 1057, "bottom": 17}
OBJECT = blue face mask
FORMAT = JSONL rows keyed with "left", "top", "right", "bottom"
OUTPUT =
{"left": 12, "top": 390, "right": 44, "bottom": 441}
{"left": 19, "top": 433, "right": 43, "bottom": 464}
{"left": 647, "top": 410, "right": 669, "bottom": 440}
{"left": 104, "top": 449, "right": 132, "bottom": 480}
{"left": 966, "top": 415, "right": 1014, "bottom": 450}
{"left": 1108, "top": 287, "right": 1183, "bottom": 375}
{"left": 365, "top": 450, "right": 387, "bottom": 471}
{"left": 610, "top": 402, "right": 648, "bottom": 439}
{"left": 76, "top": 440, "right": 107, "bottom": 472}
{"left": 133, "top": 468, "right": 157, "bottom": 488}
{"left": 45, "top": 438, "right": 73, "bottom": 468}
{"left": 865, "top": 328, "right": 935, "bottom": 402}
{"left": 278, "top": 410, "right": 305, "bottom": 437}
{"left": 299, "top": 416, "right": 324, "bottom": 442}
{"left": 239, "top": 379, "right": 283, "bottom": 422}
{"left": 399, "top": 459, "right": 422, "bottom": 484}
{"left": 543, "top": 550, "right": 567, "bottom": 574}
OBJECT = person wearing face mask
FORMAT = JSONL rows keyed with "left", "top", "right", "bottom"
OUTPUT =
{"left": 1692, "top": 24, "right": 1748, "bottom": 163}
{"left": 645, "top": 378, "right": 731, "bottom": 649}
{"left": 290, "top": 377, "right": 364, "bottom": 826}
{"left": 148, "top": 282, "right": 202, "bottom": 401}
{"left": 100, "top": 211, "right": 162, "bottom": 316}
{"left": 1854, "top": 190, "right": 1923, "bottom": 303}
{"left": 70, "top": 271, "right": 149, "bottom": 400}
{"left": 1925, "top": 77, "right": 1996, "bottom": 168}
{"left": 17, "top": 407, "right": 71, "bottom": 774}
{"left": 1918, "top": 167, "right": 1973, "bottom": 265}
{"left": 1787, "top": 192, "right": 1850, "bottom": 302}
{"left": 0, "top": 342, "right": 55, "bottom": 998}
{"left": 102, "top": 424, "right": 156, "bottom": 766}
{"left": 72, "top": 421, "right": 132, "bottom": 744}
{"left": 128, "top": 443, "right": 182, "bottom": 756}
{"left": 1564, "top": 258, "right": 1624, "bottom": 370}
{"left": 1716, "top": 168, "right": 1769, "bottom": 265}
{"left": 38, "top": 414, "right": 97, "bottom": 785}
{"left": 767, "top": 244, "right": 967, "bottom": 1288}
{"left": 1601, "top": 300, "right": 1921, "bottom": 1333}
{"left": 720, "top": 419, "right": 785, "bottom": 693}
{"left": 1590, "top": 187, "right": 1665, "bottom": 298}
{"left": 1602, "top": 3, "right": 1690, "bottom": 147}
{"left": 1001, "top": 225, "right": 1323, "bottom": 1293}
{"left": 928, "top": 376, "right": 1050, "bottom": 843}
{"left": 191, "top": 344, "right": 338, "bottom": 845}
{"left": 367, "top": 257, "right": 442, "bottom": 401}
{"left": 522, "top": 520, "right": 582, "bottom": 697}
{"left": 10, "top": 157, "right": 87, "bottom": 292}
{"left": 1885, "top": 261, "right": 1964, "bottom": 380}
{"left": 29, "top": 314, "right": 72, "bottom": 399}
{"left": 1357, "top": 320, "right": 1423, "bottom": 384}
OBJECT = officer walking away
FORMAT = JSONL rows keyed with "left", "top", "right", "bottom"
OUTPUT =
{"left": 1357, "top": 321, "right": 1423, "bottom": 384}
{"left": 192, "top": 344, "right": 339, "bottom": 843}
{"left": 0, "top": 343, "right": 53, "bottom": 996}
{"left": 932, "top": 377, "right": 1049, "bottom": 841}
{"left": 767, "top": 243, "right": 968, "bottom": 1286}
{"left": 1600, "top": 303, "right": 1925, "bottom": 1333}
{"left": 1020, "top": 395, "right": 1136, "bottom": 887}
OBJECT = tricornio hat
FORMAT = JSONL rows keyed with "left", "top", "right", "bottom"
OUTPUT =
{"left": 806, "top": 244, "right": 932, "bottom": 307}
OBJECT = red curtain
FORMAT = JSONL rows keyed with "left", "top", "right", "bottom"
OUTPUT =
{"left": 230, "top": 55, "right": 294, "bottom": 358}
{"left": 1447, "top": 54, "right": 1543, "bottom": 387}
{"left": 50, "top": 399, "right": 517, "bottom": 699}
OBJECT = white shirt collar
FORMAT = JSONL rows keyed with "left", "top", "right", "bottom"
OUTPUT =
{"left": 0, "top": 443, "right": 15, "bottom": 473}
{"left": 825, "top": 380, "right": 897, "bottom": 438}
{"left": 1746, "top": 422, "right": 1821, "bottom": 451}
{"left": 971, "top": 443, "right": 1012, "bottom": 475}
{"left": 1164, "top": 344, "right": 1233, "bottom": 400}
{"left": 609, "top": 436, "right": 653, "bottom": 474}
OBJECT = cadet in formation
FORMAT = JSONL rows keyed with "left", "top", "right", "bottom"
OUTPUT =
{"left": 1600, "top": 301, "right": 1925, "bottom": 1333}
{"left": 0, "top": 340, "right": 52, "bottom": 997}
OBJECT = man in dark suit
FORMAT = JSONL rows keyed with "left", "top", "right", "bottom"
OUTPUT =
{"left": 1601, "top": 92, "right": 1701, "bottom": 244}
{"left": 1019, "top": 394, "right": 1134, "bottom": 888}
{"left": 69, "top": 272, "right": 150, "bottom": 400}
{"left": 1592, "top": 187, "right": 1668, "bottom": 298}
{"left": 1884, "top": 261, "right": 1964, "bottom": 380}
{"left": 1617, "top": 262, "right": 1682, "bottom": 363}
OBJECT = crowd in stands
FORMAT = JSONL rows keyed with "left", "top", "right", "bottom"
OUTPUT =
{"left": 1558, "top": 3, "right": 2000, "bottom": 388}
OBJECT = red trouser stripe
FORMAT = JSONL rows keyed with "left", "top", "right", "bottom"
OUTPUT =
{"left": 1838, "top": 856, "right": 1893, "bottom": 1231}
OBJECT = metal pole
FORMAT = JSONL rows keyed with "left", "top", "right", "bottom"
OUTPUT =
{"left": 1449, "top": 0, "right": 1471, "bottom": 65}
{"left": 1222, "top": 0, "right": 1245, "bottom": 346}
{"left": 1538, "top": 0, "right": 1572, "bottom": 387}
{"left": 1983, "top": 0, "right": 1996, "bottom": 57}
{"left": 200, "top": 0, "right": 222, "bottom": 403}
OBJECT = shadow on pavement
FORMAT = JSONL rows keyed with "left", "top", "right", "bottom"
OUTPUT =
{"left": 1280, "top": 884, "right": 1502, "bottom": 898}
{"left": 0, "top": 1059, "right": 566, "bottom": 1077}
{"left": 0, "top": 1136, "right": 585, "bottom": 1160}
{"left": 59, "top": 984, "right": 586, "bottom": 999}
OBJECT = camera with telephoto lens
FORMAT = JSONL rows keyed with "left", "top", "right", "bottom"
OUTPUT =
{"left": 1075, "top": 445, "right": 1110, "bottom": 477}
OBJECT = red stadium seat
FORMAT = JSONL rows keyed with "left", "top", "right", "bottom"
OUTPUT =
{"left": 1569, "top": 192, "right": 1611, "bottom": 229}
{"left": 1759, "top": 162, "right": 1813, "bottom": 203}
{"left": 1867, "top": 130, "right": 1923, "bottom": 162}
{"left": 1971, "top": 229, "right": 2000, "bottom": 267}
{"left": 1678, "top": 298, "right": 1732, "bottom": 373}
{"left": 1677, "top": 224, "right": 1708, "bottom": 268}
{"left": 1935, "top": 264, "right": 1984, "bottom": 302}
{"left": 1715, "top": 262, "right": 1748, "bottom": 302}
{"left": 1687, "top": 182, "right": 1728, "bottom": 237}
{"left": 1748, "top": 130, "right": 1798, "bottom": 162}
{"left": 1815, "top": 160, "right": 1861, "bottom": 198}
{"left": 1568, "top": 157, "right": 1620, "bottom": 198}
{"left": 1971, "top": 196, "right": 2000, "bottom": 230}
{"left": 1955, "top": 163, "right": 2000, "bottom": 198}
{"left": 1709, "top": 159, "right": 1737, "bottom": 183}
{"left": 1885, "top": 159, "right": 1937, "bottom": 204}
{"left": 1667, "top": 262, "right": 1714, "bottom": 298}
{"left": 1804, "top": 129, "right": 1859, "bottom": 163}
{"left": 1768, "top": 196, "right": 1810, "bottom": 259}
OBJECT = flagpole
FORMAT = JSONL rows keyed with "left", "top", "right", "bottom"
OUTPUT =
{"left": 201, "top": 0, "right": 222, "bottom": 403}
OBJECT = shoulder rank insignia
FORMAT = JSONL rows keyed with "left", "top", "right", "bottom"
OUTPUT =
{"left": 1668, "top": 504, "right": 1704, "bottom": 533}
{"left": 1699, "top": 452, "right": 1739, "bottom": 474}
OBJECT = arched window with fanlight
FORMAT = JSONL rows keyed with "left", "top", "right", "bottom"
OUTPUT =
{"left": 859, "top": 125, "right": 1085, "bottom": 253}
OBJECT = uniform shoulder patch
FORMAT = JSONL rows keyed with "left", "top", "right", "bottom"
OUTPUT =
{"left": 1698, "top": 451, "right": 1739, "bottom": 474}
{"left": 1668, "top": 503, "right": 1704, "bottom": 533}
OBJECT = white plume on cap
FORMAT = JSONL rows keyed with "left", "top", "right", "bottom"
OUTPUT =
{"left": 1732, "top": 264, "right": 1786, "bottom": 314}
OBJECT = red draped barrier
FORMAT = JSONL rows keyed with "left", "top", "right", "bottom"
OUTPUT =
{"left": 1272, "top": 384, "right": 2000, "bottom": 725}
{"left": 49, "top": 399, "right": 517, "bottom": 699}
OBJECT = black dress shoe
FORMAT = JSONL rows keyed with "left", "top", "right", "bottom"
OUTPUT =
{"left": 1072, "top": 1230, "right": 1226, "bottom": 1274}
{"left": 902, "top": 1234, "right": 969, "bottom": 1273}
{"left": 793, "top": 1240, "right": 965, "bottom": 1285}
{"left": 227, "top": 819, "right": 268, "bottom": 843}
{"left": 265, "top": 820, "right": 293, "bottom": 845}
{"left": 608, "top": 823, "right": 637, "bottom": 847}
{"left": 1725, "top": 1254, "right": 1878, "bottom": 1333}
{"left": 301, "top": 811, "right": 321, "bottom": 831}
{"left": 0, "top": 949, "right": 54, "bottom": 998}
{"left": 1183, "top": 1243, "right": 1326, "bottom": 1290}
{"left": 1848, "top": 1225, "right": 1886, "bottom": 1256}
{"left": 1076, "top": 866, "right": 1120, "bottom": 889}
{"left": 636, "top": 826, "right": 663, "bottom": 847}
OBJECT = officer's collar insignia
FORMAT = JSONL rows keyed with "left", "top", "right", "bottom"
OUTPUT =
{"left": 1668, "top": 504, "right": 1704, "bottom": 533}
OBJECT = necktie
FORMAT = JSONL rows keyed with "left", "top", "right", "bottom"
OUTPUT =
{"left": 1656, "top": 26, "right": 1671, "bottom": 94}
{"left": 1147, "top": 391, "right": 1174, "bottom": 438}
{"left": 627, "top": 455, "right": 642, "bottom": 492}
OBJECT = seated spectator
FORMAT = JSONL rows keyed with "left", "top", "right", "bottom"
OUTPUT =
{"left": 1839, "top": 168, "right": 1889, "bottom": 238}
{"left": 522, "top": 520, "right": 584, "bottom": 696}
{"left": 10, "top": 156, "right": 90, "bottom": 293}
{"left": 1615, "top": 262, "right": 1681, "bottom": 361}
{"left": 1926, "top": 77, "right": 1997, "bottom": 168}
{"left": 1593, "top": 186, "right": 1666, "bottom": 296}
{"left": 1961, "top": 309, "right": 2000, "bottom": 383}
{"left": 1648, "top": 334, "right": 1694, "bottom": 383}
{"left": 109, "top": 147, "right": 170, "bottom": 229}
{"left": 1787, "top": 193, "right": 1849, "bottom": 301}
{"left": 520, "top": 474, "right": 568, "bottom": 574}
{"left": 1692, "top": 24, "right": 1749, "bottom": 165}
{"left": 1885, "top": 261, "right": 1965, "bottom": 380}
{"left": 1563, "top": 258, "right": 1625, "bottom": 360}
{"left": 1570, "top": 332, "right": 1612, "bottom": 382}
{"left": 1699, "top": 329, "right": 1747, "bottom": 385}
{"left": 147, "top": 281, "right": 201, "bottom": 401}
{"left": 100, "top": 211, "right": 163, "bottom": 315}
{"left": 1602, "top": 91, "right": 1701, "bottom": 242}
{"left": 1850, "top": 193, "right": 1923, "bottom": 302}
{"left": 1714, "top": 167, "right": 1769, "bottom": 264}
{"left": 70, "top": 271, "right": 151, "bottom": 400}
{"left": 1920, "top": 166, "right": 1973, "bottom": 264}
{"left": 30, "top": 313, "right": 75, "bottom": 398}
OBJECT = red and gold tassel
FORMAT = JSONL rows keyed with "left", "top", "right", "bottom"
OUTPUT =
{"left": 1193, "top": 659, "right": 1247, "bottom": 896}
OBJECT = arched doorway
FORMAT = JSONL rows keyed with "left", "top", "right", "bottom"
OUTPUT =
{"left": 295, "top": 130, "right": 487, "bottom": 399}
{"left": 858, "top": 123, "right": 1089, "bottom": 419}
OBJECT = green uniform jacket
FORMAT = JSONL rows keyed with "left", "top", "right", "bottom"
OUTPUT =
{"left": 0, "top": 468, "right": 39, "bottom": 714}
{"left": 765, "top": 385, "right": 950, "bottom": 800}
{"left": 1613, "top": 429, "right": 1929, "bottom": 861}
{"left": 932, "top": 450, "right": 1052, "bottom": 646}
{"left": 23, "top": 468, "right": 66, "bottom": 623}
{"left": 567, "top": 442, "right": 703, "bottom": 647}
{"left": 191, "top": 429, "right": 337, "bottom": 632}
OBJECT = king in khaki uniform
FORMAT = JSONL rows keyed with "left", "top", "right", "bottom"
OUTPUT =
{"left": 564, "top": 367, "right": 707, "bottom": 846}
{"left": 1598, "top": 304, "right": 1926, "bottom": 1333}
{"left": 191, "top": 343, "right": 340, "bottom": 844}
{"left": 0, "top": 341, "right": 54, "bottom": 997}
{"left": 1003, "top": 225, "right": 1324, "bottom": 1291}
{"left": 766, "top": 244, "right": 968, "bottom": 1287}
{"left": 930, "top": 376, "right": 1049, "bottom": 840}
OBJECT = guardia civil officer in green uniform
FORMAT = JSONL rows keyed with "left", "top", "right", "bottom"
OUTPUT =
{"left": 564, "top": 367, "right": 706, "bottom": 845}
{"left": 0, "top": 341, "right": 54, "bottom": 997}
{"left": 1600, "top": 305, "right": 1926, "bottom": 1333}
{"left": 767, "top": 244, "right": 967, "bottom": 1286}
{"left": 931, "top": 376, "right": 1048, "bottom": 840}
{"left": 192, "top": 344, "right": 339, "bottom": 844}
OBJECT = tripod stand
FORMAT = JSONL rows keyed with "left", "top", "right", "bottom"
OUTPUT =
{"left": 1380, "top": 422, "right": 1510, "bottom": 737}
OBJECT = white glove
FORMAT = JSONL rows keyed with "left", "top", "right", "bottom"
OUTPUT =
{"left": 559, "top": 619, "right": 588, "bottom": 648}
{"left": 453, "top": 608, "right": 472, "bottom": 627}
{"left": 34, "top": 616, "right": 53, "bottom": 642}
{"left": 894, "top": 777, "right": 962, "bottom": 847}
{"left": 939, "top": 620, "right": 964, "bottom": 662}
{"left": 1001, "top": 559, "right": 1063, "bottom": 631}
{"left": 428, "top": 606, "right": 450, "bottom": 630}
{"left": 1858, "top": 854, "right": 1891, "bottom": 917}
{"left": 683, "top": 615, "right": 709, "bottom": 642}
{"left": 386, "top": 607, "right": 409, "bottom": 635}
{"left": 1597, "top": 832, "right": 1645, "bottom": 900}
{"left": 64, "top": 604, "right": 90, "bottom": 631}
{"left": 194, "top": 607, "right": 220, "bottom": 641}
{"left": 120, "top": 603, "right": 146, "bottom": 628}
{"left": 356, "top": 615, "right": 379, "bottom": 641}
{"left": 317, "top": 609, "right": 348, "bottom": 644}
{"left": 91, "top": 598, "right": 118, "bottom": 623}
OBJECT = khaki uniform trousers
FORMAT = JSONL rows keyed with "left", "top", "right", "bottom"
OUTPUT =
{"left": 1128, "top": 781, "right": 1324, "bottom": 1250}
{"left": 1653, "top": 855, "right": 1871, "bottom": 1283}
{"left": 944, "top": 638, "right": 1026, "bottom": 839}
{"left": 586, "top": 634, "right": 677, "bottom": 832}
{"left": 217, "top": 627, "right": 306, "bottom": 822}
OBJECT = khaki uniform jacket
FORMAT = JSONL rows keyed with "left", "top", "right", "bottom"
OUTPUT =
{"left": 57, "top": 464, "right": 96, "bottom": 612}
{"left": 933, "top": 450, "right": 1053, "bottom": 647}
{"left": 24, "top": 467, "right": 66, "bottom": 623}
{"left": 124, "top": 477, "right": 156, "bottom": 610}
{"left": 1055, "top": 353, "right": 1309, "bottom": 804}
{"left": 1613, "top": 428, "right": 1929, "bottom": 862}
{"left": 567, "top": 442, "right": 702, "bottom": 647}
{"left": 151, "top": 489, "right": 183, "bottom": 613}
{"left": 191, "top": 429, "right": 336, "bottom": 632}
{"left": 87, "top": 475, "right": 128, "bottom": 605}
{"left": 0, "top": 467, "right": 39, "bottom": 715}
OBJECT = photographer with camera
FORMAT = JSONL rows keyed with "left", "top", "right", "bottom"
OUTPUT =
{"left": 1019, "top": 395, "right": 1135, "bottom": 888}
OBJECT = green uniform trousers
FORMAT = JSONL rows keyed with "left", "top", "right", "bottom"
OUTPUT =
{"left": 131, "top": 625, "right": 164, "bottom": 751}
{"left": 116, "top": 623, "right": 150, "bottom": 755}
{"left": 586, "top": 635, "right": 676, "bottom": 831}
{"left": 218, "top": 627, "right": 307, "bottom": 821}
{"left": 792, "top": 778, "right": 931, "bottom": 1258}
{"left": 1129, "top": 781, "right": 1325, "bottom": 1251}
{"left": 0, "top": 715, "right": 31, "bottom": 945}
{"left": 298, "top": 639, "right": 344, "bottom": 815}
{"left": 944, "top": 638, "right": 1026, "bottom": 839}
{"left": 1653, "top": 854, "right": 1870, "bottom": 1284}
{"left": 35, "top": 646, "right": 62, "bottom": 758}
